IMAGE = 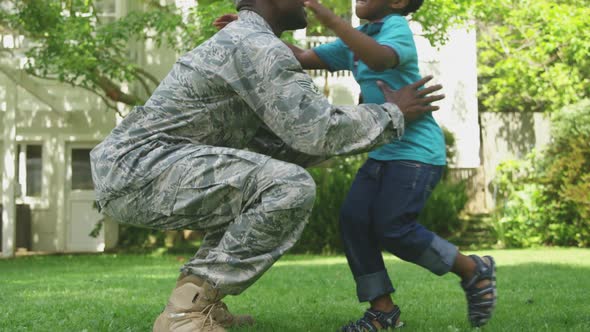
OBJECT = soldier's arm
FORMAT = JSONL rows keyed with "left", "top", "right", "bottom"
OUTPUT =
{"left": 229, "top": 32, "right": 405, "bottom": 158}
{"left": 247, "top": 124, "right": 328, "bottom": 167}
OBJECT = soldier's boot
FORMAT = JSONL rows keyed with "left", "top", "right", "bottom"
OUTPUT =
{"left": 173, "top": 273, "right": 254, "bottom": 328}
{"left": 153, "top": 275, "right": 227, "bottom": 332}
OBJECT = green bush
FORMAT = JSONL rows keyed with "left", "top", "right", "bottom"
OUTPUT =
{"left": 418, "top": 179, "right": 468, "bottom": 238}
{"left": 294, "top": 128, "right": 468, "bottom": 253}
{"left": 417, "top": 128, "right": 468, "bottom": 238}
{"left": 494, "top": 100, "right": 590, "bottom": 247}
{"left": 292, "top": 154, "right": 366, "bottom": 254}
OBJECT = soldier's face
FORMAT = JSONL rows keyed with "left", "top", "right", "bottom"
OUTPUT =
{"left": 272, "top": 0, "right": 308, "bottom": 30}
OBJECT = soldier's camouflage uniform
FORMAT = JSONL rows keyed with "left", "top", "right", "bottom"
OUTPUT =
{"left": 90, "top": 10, "right": 405, "bottom": 295}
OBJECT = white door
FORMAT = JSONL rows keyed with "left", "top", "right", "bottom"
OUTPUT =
{"left": 66, "top": 145, "right": 105, "bottom": 252}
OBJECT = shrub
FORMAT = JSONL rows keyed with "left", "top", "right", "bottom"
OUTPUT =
{"left": 417, "top": 128, "right": 468, "bottom": 237}
{"left": 494, "top": 100, "right": 590, "bottom": 247}
{"left": 418, "top": 179, "right": 468, "bottom": 238}
{"left": 292, "top": 154, "right": 365, "bottom": 254}
{"left": 294, "top": 128, "right": 468, "bottom": 253}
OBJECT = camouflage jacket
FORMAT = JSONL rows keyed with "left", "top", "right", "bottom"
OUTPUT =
{"left": 90, "top": 10, "right": 404, "bottom": 203}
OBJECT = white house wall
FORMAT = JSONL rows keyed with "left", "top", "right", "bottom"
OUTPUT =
{"left": 413, "top": 24, "right": 480, "bottom": 168}
{"left": 0, "top": 70, "right": 117, "bottom": 252}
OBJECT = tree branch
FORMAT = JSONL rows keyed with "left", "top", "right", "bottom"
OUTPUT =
{"left": 135, "top": 67, "right": 160, "bottom": 86}
{"left": 94, "top": 73, "right": 142, "bottom": 106}
{"left": 77, "top": 84, "right": 124, "bottom": 117}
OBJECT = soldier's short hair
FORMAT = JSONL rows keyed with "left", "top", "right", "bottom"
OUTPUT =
{"left": 235, "top": 0, "right": 255, "bottom": 10}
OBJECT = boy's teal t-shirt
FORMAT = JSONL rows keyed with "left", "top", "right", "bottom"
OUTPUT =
{"left": 312, "top": 14, "right": 446, "bottom": 165}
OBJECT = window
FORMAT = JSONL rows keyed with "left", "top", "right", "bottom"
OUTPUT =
{"left": 71, "top": 148, "right": 94, "bottom": 190}
{"left": 94, "top": 0, "right": 117, "bottom": 24}
{"left": 16, "top": 144, "right": 43, "bottom": 197}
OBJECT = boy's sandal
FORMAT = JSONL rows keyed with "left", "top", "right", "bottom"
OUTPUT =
{"left": 340, "top": 306, "right": 404, "bottom": 332}
{"left": 461, "top": 255, "right": 497, "bottom": 327}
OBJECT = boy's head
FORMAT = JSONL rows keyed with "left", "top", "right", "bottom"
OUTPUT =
{"left": 356, "top": 0, "right": 423, "bottom": 21}
{"left": 401, "top": 0, "right": 423, "bottom": 16}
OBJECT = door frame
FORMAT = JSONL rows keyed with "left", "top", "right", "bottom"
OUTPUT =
{"left": 64, "top": 141, "right": 102, "bottom": 252}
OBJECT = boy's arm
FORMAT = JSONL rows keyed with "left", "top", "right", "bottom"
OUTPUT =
{"left": 304, "top": 0, "right": 399, "bottom": 72}
{"left": 285, "top": 42, "right": 330, "bottom": 70}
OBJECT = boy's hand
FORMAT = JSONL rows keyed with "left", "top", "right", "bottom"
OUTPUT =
{"left": 213, "top": 14, "right": 238, "bottom": 30}
{"left": 379, "top": 76, "right": 445, "bottom": 123}
{"left": 303, "top": 0, "right": 339, "bottom": 28}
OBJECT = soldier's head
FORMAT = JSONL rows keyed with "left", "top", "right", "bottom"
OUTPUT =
{"left": 235, "top": 0, "right": 308, "bottom": 33}
{"left": 356, "top": 0, "right": 424, "bottom": 21}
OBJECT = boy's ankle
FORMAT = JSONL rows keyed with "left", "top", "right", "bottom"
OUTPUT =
{"left": 370, "top": 294, "right": 395, "bottom": 313}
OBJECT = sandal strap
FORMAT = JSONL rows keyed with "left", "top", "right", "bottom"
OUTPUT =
{"left": 461, "top": 255, "right": 497, "bottom": 327}
{"left": 461, "top": 255, "right": 496, "bottom": 290}
{"left": 340, "top": 306, "right": 402, "bottom": 332}
{"left": 341, "top": 319, "right": 376, "bottom": 332}
{"left": 365, "top": 307, "right": 401, "bottom": 329}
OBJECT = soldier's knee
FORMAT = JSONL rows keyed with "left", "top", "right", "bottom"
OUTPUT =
{"left": 284, "top": 163, "right": 316, "bottom": 207}
{"left": 300, "top": 169, "right": 316, "bottom": 208}
{"left": 262, "top": 160, "right": 316, "bottom": 209}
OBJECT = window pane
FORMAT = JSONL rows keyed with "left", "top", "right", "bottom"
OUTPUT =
{"left": 26, "top": 145, "right": 42, "bottom": 196}
{"left": 72, "top": 149, "right": 94, "bottom": 190}
{"left": 95, "top": 0, "right": 116, "bottom": 24}
{"left": 94, "top": 0, "right": 116, "bottom": 14}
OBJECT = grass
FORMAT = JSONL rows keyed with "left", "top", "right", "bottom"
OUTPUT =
{"left": 1, "top": 248, "right": 589, "bottom": 332}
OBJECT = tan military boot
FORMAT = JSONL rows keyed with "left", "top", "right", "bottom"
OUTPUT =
{"left": 153, "top": 275, "right": 227, "bottom": 332}
{"left": 173, "top": 273, "right": 254, "bottom": 328}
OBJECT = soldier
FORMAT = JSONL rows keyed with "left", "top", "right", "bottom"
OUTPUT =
{"left": 90, "top": 0, "right": 444, "bottom": 331}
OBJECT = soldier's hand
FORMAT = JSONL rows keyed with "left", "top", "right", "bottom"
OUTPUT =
{"left": 213, "top": 14, "right": 238, "bottom": 30}
{"left": 379, "top": 76, "right": 444, "bottom": 123}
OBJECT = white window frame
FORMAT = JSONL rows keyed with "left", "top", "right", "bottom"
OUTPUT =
{"left": 15, "top": 136, "right": 50, "bottom": 209}
{"left": 68, "top": 145, "right": 96, "bottom": 193}
{"left": 95, "top": 0, "right": 122, "bottom": 24}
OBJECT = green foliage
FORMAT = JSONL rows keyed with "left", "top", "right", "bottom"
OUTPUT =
{"left": 292, "top": 154, "right": 366, "bottom": 253}
{"left": 306, "top": 0, "right": 473, "bottom": 46}
{"left": 305, "top": 0, "right": 352, "bottom": 36}
{"left": 411, "top": 0, "right": 473, "bottom": 46}
{"left": 475, "top": 0, "right": 590, "bottom": 113}
{"left": 3, "top": 250, "right": 590, "bottom": 331}
{"left": 418, "top": 179, "right": 468, "bottom": 238}
{"left": 294, "top": 128, "right": 468, "bottom": 253}
{"left": 494, "top": 100, "right": 590, "bottom": 247}
{"left": 0, "top": 0, "right": 234, "bottom": 108}
{"left": 493, "top": 157, "right": 547, "bottom": 247}
{"left": 417, "top": 128, "right": 468, "bottom": 237}
{"left": 1, "top": 0, "right": 474, "bottom": 109}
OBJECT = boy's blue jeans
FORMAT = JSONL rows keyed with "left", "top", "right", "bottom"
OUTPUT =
{"left": 339, "top": 159, "right": 458, "bottom": 302}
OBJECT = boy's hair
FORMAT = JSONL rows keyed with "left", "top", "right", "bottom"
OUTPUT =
{"left": 401, "top": 0, "right": 424, "bottom": 16}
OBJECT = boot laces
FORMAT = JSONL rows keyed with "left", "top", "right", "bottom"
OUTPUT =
{"left": 200, "top": 301, "right": 224, "bottom": 328}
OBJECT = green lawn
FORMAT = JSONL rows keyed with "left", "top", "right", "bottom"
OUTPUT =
{"left": 1, "top": 249, "right": 589, "bottom": 332}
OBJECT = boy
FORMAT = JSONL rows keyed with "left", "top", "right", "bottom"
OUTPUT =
{"left": 214, "top": 0, "right": 496, "bottom": 330}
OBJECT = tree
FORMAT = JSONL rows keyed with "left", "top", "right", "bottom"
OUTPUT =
{"left": 474, "top": 0, "right": 590, "bottom": 113}
{"left": 0, "top": 0, "right": 472, "bottom": 113}
{"left": 0, "top": 0, "right": 233, "bottom": 112}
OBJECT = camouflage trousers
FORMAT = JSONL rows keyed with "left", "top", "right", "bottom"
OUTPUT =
{"left": 102, "top": 146, "right": 316, "bottom": 295}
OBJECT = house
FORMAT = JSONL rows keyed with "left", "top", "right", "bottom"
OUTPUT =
{"left": 2, "top": 0, "right": 511, "bottom": 257}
